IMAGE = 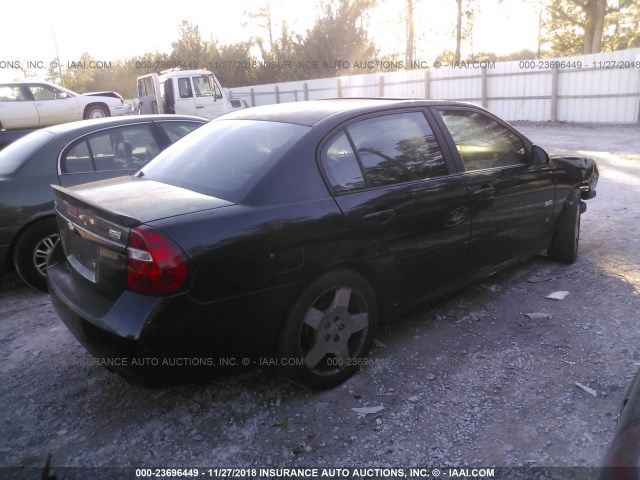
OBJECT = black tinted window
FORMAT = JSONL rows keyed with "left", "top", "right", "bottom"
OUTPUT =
{"left": 346, "top": 112, "right": 447, "bottom": 188}
{"left": 141, "top": 120, "right": 309, "bottom": 201}
{"left": 439, "top": 110, "right": 527, "bottom": 171}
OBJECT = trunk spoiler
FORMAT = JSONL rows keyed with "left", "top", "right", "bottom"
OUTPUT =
{"left": 51, "top": 184, "right": 140, "bottom": 228}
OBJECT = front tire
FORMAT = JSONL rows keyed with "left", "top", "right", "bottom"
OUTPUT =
{"left": 84, "top": 104, "right": 109, "bottom": 119}
{"left": 13, "top": 218, "right": 59, "bottom": 291}
{"left": 277, "top": 269, "right": 378, "bottom": 389}
{"left": 548, "top": 190, "right": 581, "bottom": 264}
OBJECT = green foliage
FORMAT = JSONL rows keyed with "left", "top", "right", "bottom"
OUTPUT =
{"left": 604, "top": 0, "right": 640, "bottom": 50}
{"left": 299, "top": 0, "right": 378, "bottom": 77}
{"left": 541, "top": 0, "right": 639, "bottom": 57}
{"left": 50, "top": 0, "right": 379, "bottom": 96}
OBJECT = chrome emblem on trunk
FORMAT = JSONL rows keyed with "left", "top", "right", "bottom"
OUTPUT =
{"left": 108, "top": 229, "right": 122, "bottom": 241}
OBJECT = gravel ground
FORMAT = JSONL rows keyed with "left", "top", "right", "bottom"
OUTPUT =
{"left": 1, "top": 121, "right": 639, "bottom": 479}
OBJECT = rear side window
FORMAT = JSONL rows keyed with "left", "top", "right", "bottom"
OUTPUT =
{"left": 177, "top": 78, "right": 193, "bottom": 99}
{"left": 0, "top": 85, "right": 26, "bottom": 101}
{"left": 140, "top": 119, "right": 310, "bottom": 202}
{"left": 61, "top": 124, "right": 160, "bottom": 173}
{"left": 321, "top": 111, "right": 448, "bottom": 192}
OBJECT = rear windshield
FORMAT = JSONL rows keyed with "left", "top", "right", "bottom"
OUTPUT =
{"left": 0, "top": 130, "right": 55, "bottom": 176}
{"left": 139, "top": 119, "right": 310, "bottom": 201}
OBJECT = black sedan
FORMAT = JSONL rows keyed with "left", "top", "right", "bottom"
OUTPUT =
{"left": 47, "top": 99, "right": 598, "bottom": 389}
{"left": 601, "top": 368, "right": 640, "bottom": 479}
{"left": 0, "top": 114, "right": 206, "bottom": 290}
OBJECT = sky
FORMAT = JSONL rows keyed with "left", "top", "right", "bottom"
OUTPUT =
{"left": 0, "top": 0, "right": 541, "bottom": 84}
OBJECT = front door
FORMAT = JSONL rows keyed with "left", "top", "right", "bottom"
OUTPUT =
{"left": 29, "top": 84, "right": 79, "bottom": 125}
{"left": 190, "top": 74, "right": 227, "bottom": 119}
{"left": 433, "top": 108, "right": 556, "bottom": 270}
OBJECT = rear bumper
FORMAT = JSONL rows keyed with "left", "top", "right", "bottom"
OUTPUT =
{"left": 47, "top": 242, "right": 295, "bottom": 386}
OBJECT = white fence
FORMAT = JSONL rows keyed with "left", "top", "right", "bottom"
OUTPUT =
{"left": 228, "top": 48, "right": 640, "bottom": 123}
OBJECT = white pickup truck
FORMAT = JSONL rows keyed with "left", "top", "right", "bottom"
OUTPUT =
{"left": 137, "top": 69, "right": 234, "bottom": 119}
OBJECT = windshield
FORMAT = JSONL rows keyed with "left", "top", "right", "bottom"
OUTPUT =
{"left": 139, "top": 119, "right": 310, "bottom": 202}
{"left": 0, "top": 130, "right": 55, "bottom": 176}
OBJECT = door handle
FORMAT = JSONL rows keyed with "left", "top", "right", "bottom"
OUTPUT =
{"left": 196, "top": 105, "right": 205, "bottom": 109}
{"left": 363, "top": 209, "right": 396, "bottom": 224}
{"left": 472, "top": 186, "right": 495, "bottom": 199}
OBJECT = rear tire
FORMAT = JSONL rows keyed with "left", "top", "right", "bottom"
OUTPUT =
{"left": 277, "top": 269, "right": 378, "bottom": 389}
{"left": 548, "top": 190, "right": 581, "bottom": 264}
{"left": 84, "top": 104, "right": 109, "bottom": 119}
{"left": 13, "top": 218, "right": 59, "bottom": 291}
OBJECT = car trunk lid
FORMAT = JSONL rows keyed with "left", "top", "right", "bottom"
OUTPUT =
{"left": 51, "top": 177, "right": 234, "bottom": 299}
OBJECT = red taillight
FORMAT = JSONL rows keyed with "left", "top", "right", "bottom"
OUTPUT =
{"left": 126, "top": 226, "right": 188, "bottom": 294}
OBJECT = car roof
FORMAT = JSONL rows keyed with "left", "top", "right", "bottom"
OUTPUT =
{"left": 219, "top": 98, "right": 473, "bottom": 126}
{"left": 37, "top": 115, "right": 208, "bottom": 135}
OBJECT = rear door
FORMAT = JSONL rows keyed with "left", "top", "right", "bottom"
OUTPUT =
{"left": 432, "top": 107, "right": 555, "bottom": 270}
{"left": 320, "top": 109, "right": 471, "bottom": 304}
{"left": 0, "top": 84, "right": 39, "bottom": 129}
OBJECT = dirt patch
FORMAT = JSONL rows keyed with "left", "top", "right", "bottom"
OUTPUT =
{"left": 1, "top": 122, "right": 639, "bottom": 477}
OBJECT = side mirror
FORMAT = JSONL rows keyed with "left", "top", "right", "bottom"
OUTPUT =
{"left": 531, "top": 145, "right": 550, "bottom": 165}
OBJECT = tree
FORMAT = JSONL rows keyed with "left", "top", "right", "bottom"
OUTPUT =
{"left": 604, "top": 0, "right": 640, "bottom": 50}
{"left": 299, "top": 0, "right": 378, "bottom": 77}
{"left": 64, "top": 53, "right": 98, "bottom": 93}
{"left": 454, "top": 0, "right": 479, "bottom": 63}
{"left": 541, "top": 0, "right": 640, "bottom": 56}
{"left": 170, "top": 20, "right": 216, "bottom": 67}
{"left": 215, "top": 42, "right": 258, "bottom": 87}
{"left": 455, "top": 0, "right": 463, "bottom": 63}
{"left": 405, "top": 0, "right": 415, "bottom": 68}
{"left": 583, "top": 0, "right": 607, "bottom": 53}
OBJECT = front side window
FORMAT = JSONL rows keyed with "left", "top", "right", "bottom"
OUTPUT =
{"left": 193, "top": 75, "right": 213, "bottom": 97}
{"left": 439, "top": 110, "right": 527, "bottom": 171}
{"left": 191, "top": 75, "right": 222, "bottom": 99}
{"left": 61, "top": 124, "right": 160, "bottom": 174}
{"left": 28, "top": 85, "right": 65, "bottom": 101}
